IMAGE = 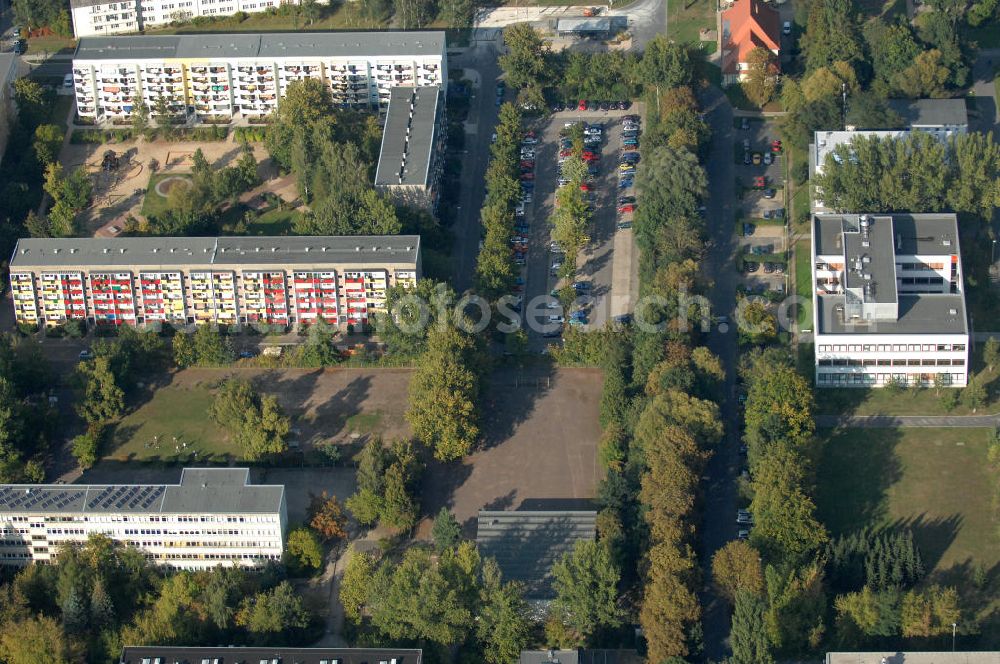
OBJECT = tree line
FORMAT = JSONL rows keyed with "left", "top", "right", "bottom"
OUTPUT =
{"left": 0, "top": 535, "right": 317, "bottom": 664}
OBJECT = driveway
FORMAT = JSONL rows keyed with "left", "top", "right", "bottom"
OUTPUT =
{"left": 697, "top": 85, "right": 740, "bottom": 663}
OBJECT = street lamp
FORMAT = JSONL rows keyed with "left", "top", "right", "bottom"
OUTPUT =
{"left": 952, "top": 622, "right": 957, "bottom": 651}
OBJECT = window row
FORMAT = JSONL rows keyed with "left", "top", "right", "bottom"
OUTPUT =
{"left": 818, "top": 358, "right": 965, "bottom": 367}
{"left": 818, "top": 343, "right": 965, "bottom": 353}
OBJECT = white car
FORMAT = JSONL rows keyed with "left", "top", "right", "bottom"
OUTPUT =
{"left": 764, "top": 152, "right": 772, "bottom": 165}
{"left": 515, "top": 203, "right": 526, "bottom": 216}
{"left": 548, "top": 315, "right": 565, "bottom": 324}
{"left": 783, "top": 20, "right": 791, "bottom": 35}
{"left": 551, "top": 261, "right": 563, "bottom": 271}
{"left": 550, "top": 241, "right": 563, "bottom": 253}
{"left": 63, "top": 73, "right": 74, "bottom": 89}
{"left": 545, "top": 300, "right": 561, "bottom": 310}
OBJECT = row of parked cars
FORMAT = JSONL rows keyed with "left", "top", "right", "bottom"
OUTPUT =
{"left": 616, "top": 115, "right": 641, "bottom": 230}
{"left": 552, "top": 100, "right": 633, "bottom": 113}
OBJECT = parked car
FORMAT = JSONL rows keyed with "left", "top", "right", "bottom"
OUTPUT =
{"left": 737, "top": 529, "right": 750, "bottom": 541}
{"left": 763, "top": 262, "right": 776, "bottom": 274}
{"left": 783, "top": 20, "right": 792, "bottom": 35}
{"left": 552, "top": 102, "right": 565, "bottom": 112}
{"left": 618, "top": 178, "right": 634, "bottom": 189}
{"left": 743, "top": 223, "right": 756, "bottom": 236}
{"left": 578, "top": 99, "right": 588, "bottom": 111}
{"left": 743, "top": 152, "right": 751, "bottom": 165}
{"left": 763, "top": 188, "right": 776, "bottom": 199}
{"left": 621, "top": 152, "right": 640, "bottom": 164}
{"left": 737, "top": 509, "right": 754, "bottom": 525}
{"left": 743, "top": 138, "right": 751, "bottom": 151}
{"left": 618, "top": 204, "right": 636, "bottom": 214}
{"left": 764, "top": 152, "right": 773, "bottom": 165}
{"left": 548, "top": 315, "right": 565, "bottom": 325}
{"left": 744, "top": 261, "right": 760, "bottom": 273}
{"left": 741, "top": 117, "right": 750, "bottom": 130}
{"left": 752, "top": 152, "right": 762, "bottom": 165}
{"left": 752, "top": 176, "right": 766, "bottom": 189}
{"left": 771, "top": 139, "right": 783, "bottom": 154}
{"left": 617, "top": 221, "right": 633, "bottom": 230}
{"left": 618, "top": 195, "right": 636, "bottom": 205}
{"left": 78, "top": 349, "right": 94, "bottom": 361}
{"left": 63, "top": 73, "right": 74, "bottom": 89}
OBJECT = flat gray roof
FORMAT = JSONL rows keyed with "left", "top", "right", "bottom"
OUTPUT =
{"left": 887, "top": 98, "right": 968, "bottom": 128}
{"left": 557, "top": 17, "right": 613, "bottom": 32}
{"left": 817, "top": 293, "right": 968, "bottom": 335}
{"left": 9, "top": 236, "right": 420, "bottom": 269}
{"left": 827, "top": 653, "right": 1000, "bottom": 664}
{"left": 74, "top": 31, "right": 446, "bottom": 61}
{"left": 477, "top": 510, "right": 596, "bottom": 599}
{"left": 815, "top": 213, "right": 960, "bottom": 257}
{"left": 375, "top": 86, "right": 440, "bottom": 187}
{"left": 841, "top": 215, "right": 897, "bottom": 304}
{"left": 0, "top": 468, "right": 283, "bottom": 515}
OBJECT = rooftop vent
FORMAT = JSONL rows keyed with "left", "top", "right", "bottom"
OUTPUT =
{"left": 949, "top": 308, "right": 958, "bottom": 316}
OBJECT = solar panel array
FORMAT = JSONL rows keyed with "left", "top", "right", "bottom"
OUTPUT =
{"left": 86, "top": 485, "right": 165, "bottom": 511}
{"left": 0, "top": 486, "right": 85, "bottom": 511}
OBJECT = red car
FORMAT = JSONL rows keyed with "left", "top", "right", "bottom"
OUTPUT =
{"left": 520, "top": 172, "right": 534, "bottom": 180}
{"left": 582, "top": 154, "right": 599, "bottom": 163}
{"left": 752, "top": 175, "right": 766, "bottom": 189}
{"left": 524, "top": 130, "right": 537, "bottom": 138}
{"left": 580, "top": 183, "right": 592, "bottom": 192}
{"left": 578, "top": 100, "right": 588, "bottom": 111}
{"left": 520, "top": 160, "right": 535, "bottom": 168}
{"left": 618, "top": 204, "right": 635, "bottom": 214}
{"left": 559, "top": 149, "right": 573, "bottom": 158}
{"left": 771, "top": 140, "right": 783, "bottom": 153}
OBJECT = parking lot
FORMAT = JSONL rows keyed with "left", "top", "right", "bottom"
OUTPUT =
{"left": 733, "top": 116, "right": 788, "bottom": 296}
{"left": 516, "top": 107, "right": 642, "bottom": 346}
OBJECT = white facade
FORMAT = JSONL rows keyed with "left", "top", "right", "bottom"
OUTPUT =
{"left": 812, "top": 213, "right": 969, "bottom": 388}
{"left": 0, "top": 468, "right": 287, "bottom": 570}
{"left": 71, "top": 0, "right": 310, "bottom": 38}
{"left": 72, "top": 32, "right": 447, "bottom": 122}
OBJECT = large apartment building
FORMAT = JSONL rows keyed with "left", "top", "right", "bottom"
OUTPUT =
{"left": 811, "top": 213, "right": 969, "bottom": 388}
{"left": 375, "top": 86, "right": 445, "bottom": 213}
{"left": 71, "top": 0, "right": 319, "bottom": 38}
{"left": 0, "top": 468, "right": 286, "bottom": 570}
{"left": 8, "top": 235, "right": 421, "bottom": 328}
{"left": 71, "top": 31, "right": 447, "bottom": 122}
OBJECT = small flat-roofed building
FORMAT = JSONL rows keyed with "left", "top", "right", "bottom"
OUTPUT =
{"left": 477, "top": 509, "right": 597, "bottom": 599}
{"left": 521, "top": 651, "right": 642, "bottom": 664}
{"left": 811, "top": 213, "right": 969, "bottom": 388}
{"left": 556, "top": 17, "right": 613, "bottom": 36}
{"left": 8, "top": 235, "right": 421, "bottom": 328}
{"left": 827, "top": 653, "right": 1000, "bottom": 664}
{"left": 375, "top": 86, "right": 444, "bottom": 212}
{"left": 886, "top": 98, "right": 968, "bottom": 136}
{"left": 120, "top": 647, "right": 423, "bottom": 664}
{"left": 0, "top": 468, "right": 286, "bottom": 570}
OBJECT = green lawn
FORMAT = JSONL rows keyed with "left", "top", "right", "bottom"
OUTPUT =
{"left": 25, "top": 35, "right": 75, "bottom": 56}
{"left": 968, "top": 23, "right": 1000, "bottom": 49}
{"left": 142, "top": 174, "right": 191, "bottom": 220}
{"left": 249, "top": 208, "right": 300, "bottom": 235}
{"left": 148, "top": 3, "right": 390, "bottom": 33}
{"left": 106, "top": 385, "right": 236, "bottom": 463}
{"left": 667, "top": 0, "right": 715, "bottom": 44}
{"left": 793, "top": 237, "right": 812, "bottom": 328}
{"left": 816, "top": 427, "right": 999, "bottom": 572}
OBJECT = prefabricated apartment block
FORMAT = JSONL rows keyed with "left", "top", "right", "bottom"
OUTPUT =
{"left": 374, "top": 85, "right": 445, "bottom": 213}
{"left": 8, "top": 235, "right": 420, "bottom": 328}
{"left": 0, "top": 468, "right": 286, "bottom": 570}
{"left": 71, "top": 31, "right": 446, "bottom": 122}
{"left": 811, "top": 213, "right": 969, "bottom": 388}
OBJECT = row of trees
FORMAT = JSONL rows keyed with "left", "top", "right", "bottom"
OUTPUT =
{"left": 475, "top": 103, "right": 523, "bottom": 298}
{"left": 0, "top": 334, "right": 55, "bottom": 483}
{"left": 0, "top": 535, "right": 317, "bottom": 664}
{"left": 551, "top": 126, "right": 592, "bottom": 282}
{"left": 814, "top": 131, "right": 1000, "bottom": 219}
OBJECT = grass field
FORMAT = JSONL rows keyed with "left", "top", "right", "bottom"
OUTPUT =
{"left": 793, "top": 237, "right": 811, "bottom": 328}
{"left": 106, "top": 385, "right": 236, "bottom": 463}
{"left": 25, "top": 35, "right": 75, "bottom": 56}
{"left": 142, "top": 174, "right": 191, "bottom": 220}
{"left": 816, "top": 427, "right": 998, "bottom": 572}
{"left": 148, "top": 3, "right": 389, "bottom": 34}
{"left": 667, "top": 0, "right": 715, "bottom": 45}
{"left": 220, "top": 206, "right": 301, "bottom": 235}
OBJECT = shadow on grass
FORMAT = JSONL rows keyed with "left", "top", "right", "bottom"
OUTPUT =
{"left": 815, "top": 426, "right": 903, "bottom": 535}
{"left": 886, "top": 513, "right": 963, "bottom": 575}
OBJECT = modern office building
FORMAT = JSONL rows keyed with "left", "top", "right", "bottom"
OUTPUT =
{"left": 8, "top": 235, "right": 421, "bottom": 328}
{"left": 0, "top": 468, "right": 286, "bottom": 569}
{"left": 71, "top": 0, "right": 322, "bottom": 38}
{"left": 375, "top": 86, "right": 444, "bottom": 212}
{"left": 120, "top": 647, "right": 423, "bottom": 664}
{"left": 811, "top": 213, "right": 969, "bottom": 388}
{"left": 71, "top": 31, "right": 447, "bottom": 122}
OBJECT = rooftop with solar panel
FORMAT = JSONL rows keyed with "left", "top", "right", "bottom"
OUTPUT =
{"left": 0, "top": 468, "right": 283, "bottom": 515}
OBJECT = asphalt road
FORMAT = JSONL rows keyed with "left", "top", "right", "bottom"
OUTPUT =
{"left": 451, "top": 40, "right": 503, "bottom": 294}
{"left": 697, "top": 85, "right": 740, "bottom": 663}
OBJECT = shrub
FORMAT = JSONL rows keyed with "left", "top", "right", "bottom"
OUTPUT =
{"left": 71, "top": 424, "right": 106, "bottom": 469}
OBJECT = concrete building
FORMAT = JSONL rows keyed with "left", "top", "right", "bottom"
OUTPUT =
{"left": 71, "top": 0, "right": 324, "bottom": 38}
{"left": 720, "top": 0, "right": 780, "bottom": 85}
{"left": 120, "top": 646, "right": 422, "bottom": 664}
{"left": 520, "top": 651, "right": 641, "bottom": 664}
{"left": 71, "top": 31, "right": 447, "bottom": 122}
{"left": 811, "top": 213, "right": 969, "bottom": 388}
{"left": 886, "top": 98, "right": 969, "bottom": 136}
{"left": 8, "top": 235, "right": 421, "bottom": 328}
{"left": 0, "top": 468, "right": 286, "bottom": 570}
{"left": 375, "top": 86, "right": 444, "bottom": 213}
{"left": 477, "top": 509, "right": 596, "bottom": 599}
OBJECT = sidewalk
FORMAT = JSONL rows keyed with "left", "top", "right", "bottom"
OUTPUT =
{"left": 816, "top": 413, "right": 1000, "bottom": 428}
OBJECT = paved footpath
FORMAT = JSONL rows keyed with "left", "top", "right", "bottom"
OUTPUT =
{"left": 815, "top": 414, "right": 1000, "bottom": 428}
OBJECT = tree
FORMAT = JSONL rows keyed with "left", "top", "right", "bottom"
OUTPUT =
{"left": 984, "top": 338, "right": 1000, "bottom": 373}
{"left": 478, "top": 558, "right": 530, "bottom": 664}
{"left": 962, "top": 372, "right": 987, "bottom": 413}
{"left": 499, "top": 24, "right": 549, "bottom": 90}
{"left": 0, "top": 615, "right": 77, "bottom": 664}
{"left": 13, "top": 78, "right": 49, "bottom": 129}
{"left": 153, "top": 95, "right": 175, "bottom": 128}
{"left": 286, "top": 527, "right": 324, "bottom": 571}
{"left": 742, "top": 47, "right": 778, "bottom": 107}
{"left": 340, "top": 547, "right": 377, "bottom": 622}
{"left": 345, "top": 438, "right": 421, "bottom": 531}
{"left": 730, "top": 591, "right": 774, "bottom": 664}
{"left": 802, "top": 0, "right": 862, "bottom": 72}
{"left": 76, "top": 356, "right": 125, "bottom": 425}
{"left": 308, "top": 492, "right": 348, "bottom": 541}
{"left": 550, "top": 541, "right": 622, "bottom": 643}
{"left": 750, "top": 445, "right": 828, "bottom": 562}
{"left": 70, "top": 425, "right": 103, "bottom": 470}
{"left": 639, "top": 36, "right": 693, "bottom": 92}
{"left": 236, "top": 581, "right": 311, "bottom": 642}
{"left": 406, "top": 324, "right": 481, "bottom": 461}
{"left": 209, "top": 378, "right": 289, "bottom": 460}
{"left": 431, "top": 507, "right": 462, "bottom": 552}
{"left": 24, "top": 211, "right": 51, "bottom": 238}
{"left": 32, "top": 124, "right": 63, "bottom": 166}
{"left": 131, "top": 94, "right": 150, "bottom": 137}
{"left": 894, "top": 49, "right": 951, "bottom": 98}
{"left": 438, "top": 0, "right": 475, "bottom": 27}
{"left": 899, "top": 585, "right": 960, "bottom": 637}
{"left": 712, "top": 540, "right": 764, "bottom": 602}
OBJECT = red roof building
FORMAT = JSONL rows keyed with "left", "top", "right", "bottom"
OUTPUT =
{"left": 720, "top": 0, "right": 781, "bottom": 83}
